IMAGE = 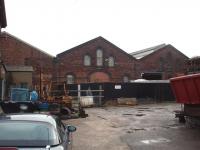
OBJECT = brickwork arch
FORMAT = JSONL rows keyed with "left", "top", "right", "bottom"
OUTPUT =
{"left": 89, "top": 72, "right": 110, "bottom": 83}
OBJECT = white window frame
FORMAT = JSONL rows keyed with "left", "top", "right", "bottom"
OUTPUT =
{"left": 66, "top": 74, "right": 75, "bottom": 84}
{"left": 108, "top": 56, "right": 115, "bottom": 67}
{"left": 84, "top": 55, "right": 91, "bottom": 66}
{"left": 96, "top": 49, "right": 103, "bottom": 66}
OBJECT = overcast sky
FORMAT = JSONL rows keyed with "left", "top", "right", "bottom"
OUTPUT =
{"left": 3, "top": 0, "right": 200, "bottom": 57}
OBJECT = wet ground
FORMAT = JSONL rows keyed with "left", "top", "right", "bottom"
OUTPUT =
{"left": 65, "top": 102, "right": 200, "bottom": 150}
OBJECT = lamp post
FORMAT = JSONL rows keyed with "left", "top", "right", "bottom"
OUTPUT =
{"left": 34, "top": 63, "right": 42, "bottom": 99}
{"left": 34, "top": 57, "right": 43, "bottom": 99}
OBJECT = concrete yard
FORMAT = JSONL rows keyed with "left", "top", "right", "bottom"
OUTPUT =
{"left": 65, "top": 102, "right": 200, "bottom": 150}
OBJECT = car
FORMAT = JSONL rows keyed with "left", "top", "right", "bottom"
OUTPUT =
{"left": 0, "top": 113, "right": 76, "bottom": 150}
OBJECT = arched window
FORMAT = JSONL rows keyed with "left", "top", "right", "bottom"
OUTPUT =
{"left": 108, "top": 56, "right": 115, "bottom": 67}
{"left": 66, "top": 74, "right": 75, "bottom": 84}
{"left": 123, "top": 76, "right": 129, "bottom": 83}
{"left": 96, "top": 49, "right": 103, "bottom": 66}
{"left": 159, "top": 57, "right": 164, "bottom": 71}
{"left": 84, "top": 55, "right": 91, "bottom": 66}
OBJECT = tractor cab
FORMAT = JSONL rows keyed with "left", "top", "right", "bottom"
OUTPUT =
{"left": 0, "top": 88, "right": 38, "bottom": 113}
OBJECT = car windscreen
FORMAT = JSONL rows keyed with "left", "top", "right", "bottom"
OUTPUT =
{"left": 0, "top": 121, "right": 60, "bottom": 147}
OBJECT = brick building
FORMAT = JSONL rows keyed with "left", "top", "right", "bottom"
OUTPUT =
{"left": 131, "top": 44, "right": 188, "bottom": 79}
{"left": 57, "top": 36, "right": 136, "bottom": 84}
{"left": 0, "top": 61, "right": 6, "bottom": 100}
{"left": 186, "top": 56, "right": 200, "bottom": 74}
{"left": 0, "top": 0, "right": 6, "bottom": 99}
{"left": 0, "top": 31, "right": 189, "bottom": 88}
{"left": 0, "top": 32, "right": 54, "bottom": 93}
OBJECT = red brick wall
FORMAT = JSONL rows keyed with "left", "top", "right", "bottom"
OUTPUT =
{"left": 0, "top": 32, "right": 54, "bottom": 88}
{"left": 0, "top": 32, "right": 189, "bottom": 86}
{"left": 186, "top": 57, "right": 200, "bottom": 74}
{"left": 135, "top": 45, "right": 188, "bottom": 79}
{"left": 57, "top": 37, "right": 136, "bottom": 83}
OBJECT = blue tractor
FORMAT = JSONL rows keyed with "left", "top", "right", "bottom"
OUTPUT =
{"left": 0, "top": 88, "right": 39, "bottom": 113}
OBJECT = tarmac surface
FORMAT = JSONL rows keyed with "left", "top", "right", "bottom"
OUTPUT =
{"left": 65, "top": 102, "right": 200, "bottom": 150}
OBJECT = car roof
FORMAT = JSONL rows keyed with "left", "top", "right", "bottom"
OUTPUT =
{"left": 0, "top": 113, "right": 58, "bottom": 127}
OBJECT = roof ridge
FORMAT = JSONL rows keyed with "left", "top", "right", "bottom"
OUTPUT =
{"left": 1, "top": 31, "right": 54, "bottom": 58}
{"left": 57, "top": 36, "right": 134, "bottom": 59}
{"left": 57, "top": 36, "right": 103, "bottom": 56}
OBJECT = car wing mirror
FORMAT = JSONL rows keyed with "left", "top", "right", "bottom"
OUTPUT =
{"left": 66, "top": 125, "right": 76, "bottom": 132}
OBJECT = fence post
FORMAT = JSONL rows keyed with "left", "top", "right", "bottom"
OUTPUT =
{"left": 1, "top": 80, "right": 5, "bottom": 100}
{"left": 78, "top": 84, "right": 81, "bottom": 103}
{"left": 99, "top": 85, "right": 102, "bottom": 106}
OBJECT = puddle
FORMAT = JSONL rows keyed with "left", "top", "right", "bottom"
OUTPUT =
{"left": 155, "top": 108, "right": 165, "bottom": 110}
{"left": 110, "top": 125, "right": 118, "bottom": 128}
{"left": 123, "top": 113, "right": 133, "bottom": 116}
{"left": 136, "top": 114, "right": 145, "bottom": 117}
{"left": 168, "top": 124, "right": 180, "bottom": 127}
{"left": 141, "top": 138, "right": 170, "bottom": 144}
{"left": 97, "top": 116, "right": 107, "bottom": 120}
{"left": 137, "top": 107, "right": 150, "bottom": 110}
{"left": 126, "top": 128, "right": 146, "bottom": 133}
{"left": 138, "top": 109, "right": 153, "bottom": 112}
{"left": 132, "top": 128, "right": 146, "bottom": 131}
{"left": 138, "top": 110, "right": 145, "bottom": 111}
{"left": 161, "top": 124, "right": 184, "bottom": 129}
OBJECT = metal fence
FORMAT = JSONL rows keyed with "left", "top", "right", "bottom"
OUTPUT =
{"left": 67, "top": 81, "right": 175, "bottom": 105}
{"left": 68, "top": 84, "right": 104, "bottom": 107}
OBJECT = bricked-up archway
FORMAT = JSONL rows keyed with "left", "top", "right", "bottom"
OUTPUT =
{"left": 89, "top": 72, "right": 110, "bottom": 83}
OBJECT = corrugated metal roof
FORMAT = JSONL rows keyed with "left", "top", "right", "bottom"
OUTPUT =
{"left": 5, "top": 65, "right": 34, "bottom": 72}
{"left": 189, "top": 56, "right": 200, "bottom": 60}
{"left": 130, "top": 44, "right": 167, "bottom": 59}
{"left": 131, "top": 79, "right": 170, "bottom": 83}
